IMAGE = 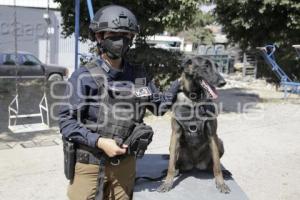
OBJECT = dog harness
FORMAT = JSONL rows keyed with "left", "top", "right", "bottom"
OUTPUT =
{"left": 174, "top": 102, "right": 217, "bottom": 138}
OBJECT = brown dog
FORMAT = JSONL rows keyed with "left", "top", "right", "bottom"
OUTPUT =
{"left": 157, "top": 56, "right": 230, "bottom": 193}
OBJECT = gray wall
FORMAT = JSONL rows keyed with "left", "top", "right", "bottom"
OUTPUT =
{"left": 0, "top": 5, "right": 91, "bottom": 74}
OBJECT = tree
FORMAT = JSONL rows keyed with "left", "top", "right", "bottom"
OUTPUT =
{"left": 126, "top": 47, "right": 183, "bottom": 89}
{"left": 54, "top": 0, "right": 213, "bottom": 87}
{"left": 214, "top": 0, "right": 300, "bottom": 81}
{"left": 54, "top": 0, "right": 201, "bottom": 40}
{"left": 214, "top": 0, "right": 300, "bottom": 49}
{"left": 180, "top": 11, "right": 215, "bottom": 45}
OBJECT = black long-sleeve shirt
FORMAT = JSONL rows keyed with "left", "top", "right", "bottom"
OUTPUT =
{"left": 58, "top": 58, "right": 180, "bottom": 148}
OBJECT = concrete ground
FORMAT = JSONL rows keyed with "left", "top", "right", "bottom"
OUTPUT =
{"left": 0, "top": 76, "right": 300, "bottom": 200}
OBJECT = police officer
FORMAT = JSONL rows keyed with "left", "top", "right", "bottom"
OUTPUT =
{"left": 59, "top": 5, "right": 180, "bottom": 200}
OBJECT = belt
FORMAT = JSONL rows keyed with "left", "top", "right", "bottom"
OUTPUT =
{"left": 76, "top": 145, "right": 125, "bottom": 166}
{"left": 76, "top": 148, "right": 102, "bottom": 165}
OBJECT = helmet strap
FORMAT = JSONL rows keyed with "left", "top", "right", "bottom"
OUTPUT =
{"left": 97, "top": 42, "right": 104, "bottom": 55}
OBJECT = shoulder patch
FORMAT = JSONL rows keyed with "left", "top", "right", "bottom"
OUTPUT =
{"left": 135, "top": 87, "right": 152, "bottom": 97}
{"left": 101, "top": 62, "right": 110, "bottom": 72}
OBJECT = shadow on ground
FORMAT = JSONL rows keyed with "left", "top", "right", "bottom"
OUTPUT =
{"left": 135, "top": 154, "right": 233, "bottom": 192}
{"left": 217, "top": 87, "right": 261, "bottom": 114}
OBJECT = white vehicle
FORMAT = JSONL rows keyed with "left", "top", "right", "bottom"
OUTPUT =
{"left": 145, "top": 35, "right": 184, "bottom": 51}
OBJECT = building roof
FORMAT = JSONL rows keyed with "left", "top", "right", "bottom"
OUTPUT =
{"left": 0, "top": 0, "right": 59, "bottom": 9}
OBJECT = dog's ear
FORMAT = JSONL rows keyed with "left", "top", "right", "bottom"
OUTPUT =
{"left": 181, "top": 57, "right": 193, "bottom": 73}
{"left": 204, "top": 58, "right": 214, "bottom": 67}
{"left": 181, "top": 57, "right": 193, "bottom": 67}
{"left": 204, "top": 58, "right": 218, "bottom": 72}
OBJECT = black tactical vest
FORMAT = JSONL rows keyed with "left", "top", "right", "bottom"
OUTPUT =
{"left": 84, "top": 60, "right": 151, "bottom": 142}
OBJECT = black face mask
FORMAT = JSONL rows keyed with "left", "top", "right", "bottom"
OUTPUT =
{"left": 100, "top": 36, "right": 131, "bottom": 60}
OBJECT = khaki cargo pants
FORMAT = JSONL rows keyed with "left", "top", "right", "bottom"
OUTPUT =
{"left": 68, "top": 156, "right": 136, "bottom": 200}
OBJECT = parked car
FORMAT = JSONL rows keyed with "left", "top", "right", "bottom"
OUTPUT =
{"left": 0, "top": 51, "right": 68, "bottom": 81}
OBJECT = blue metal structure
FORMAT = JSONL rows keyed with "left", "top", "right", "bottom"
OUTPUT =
{"left": 86, "top": 0, "right": 94, "bottom": 20}
{"left": 257, "top": 44, "right": 300, "bottom": 98}
{"left": 74, "top": 0, "right": 80, "bottom": 70}
{"left": 74, "top": 0, "right": 95, "bottom": 70}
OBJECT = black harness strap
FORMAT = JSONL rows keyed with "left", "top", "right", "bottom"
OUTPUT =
{"left": 95, "top": 157, "right": 106, "bottom": 200}
{"left": 84, "top": 62, "right": 108, "bottom": 200}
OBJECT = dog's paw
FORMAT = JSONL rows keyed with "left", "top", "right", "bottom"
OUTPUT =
{"left": 216, "top": 182, "right": 231, "bottom": 194}
{"left": 157, "top": 182, "right": 173, "bottom": 193}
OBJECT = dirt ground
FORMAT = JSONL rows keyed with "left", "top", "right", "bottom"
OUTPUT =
{"left": 0, "top": 74, "right": 299, "bottom": 200}
{"left": 214, "top": 75, "right": 300, "bottom": 200}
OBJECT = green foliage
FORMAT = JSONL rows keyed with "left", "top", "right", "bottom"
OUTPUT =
{"left": 185, "top": 27, "right": 214, "bottom": 45}
{"left": 54, "top": 0, "right": 201, "bottom": 40}
{"left": 171, "top": 11, "right": 215, "bottom": 44}
{"left": 215, "top": 0, "right": 300, "bottom": 81}
{"left": 126, "top": 46, "right": 183, "bottom": 89}
{"left": 54, "top": 0, "right": 215, "bottom": 87}
{"left": 168, "top": 2, "right": 217, "bottom": 45}
{"left": 215, "top": 0, "right": 300, "bottom": 49}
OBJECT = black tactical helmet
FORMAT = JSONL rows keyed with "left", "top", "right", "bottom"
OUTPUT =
{"left": 89, "top": 5, "right": 139, "bottom": 41}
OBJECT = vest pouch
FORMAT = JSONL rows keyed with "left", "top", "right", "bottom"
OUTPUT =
{"left": 123, "top": 123, "right": 154, "bottom": 158}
